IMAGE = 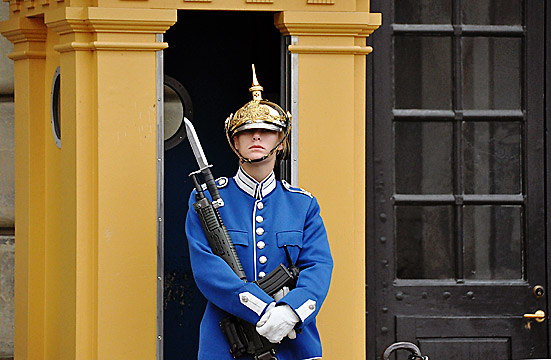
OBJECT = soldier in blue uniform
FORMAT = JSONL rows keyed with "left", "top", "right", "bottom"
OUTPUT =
{"left": 185, "top": 66, "right": 333, "bottom": 360}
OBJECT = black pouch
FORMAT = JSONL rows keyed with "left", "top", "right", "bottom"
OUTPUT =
{"left": 220, "top": 315, "right": 277, "bottom": 360}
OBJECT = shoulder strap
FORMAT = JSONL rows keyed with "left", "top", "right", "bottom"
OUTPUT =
{"left": 281, "top": 180, "right": 313, "bottom": 198}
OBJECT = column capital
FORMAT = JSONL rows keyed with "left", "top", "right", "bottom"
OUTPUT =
{"left": 0, "top": 16, "right": 47, "bottom": 60}
{"left": 0, "top": 16, "right": 47, "bottom": 43}
{"left": 275, "top": 11, "right": 381, "bottom": 37}
{"left": 45, "top": 7, "right": 177, "bottom": 52}
{"left": 46, "top": 7, "right": 177, "bottom": 35}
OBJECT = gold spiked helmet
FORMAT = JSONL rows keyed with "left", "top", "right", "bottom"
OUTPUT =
{"left": 225, "top": 64, "right": 291, "bottom": 163}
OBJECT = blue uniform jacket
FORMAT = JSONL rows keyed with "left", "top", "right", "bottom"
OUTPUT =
{"left": 185, "top": 168, "right": 333, "bottom": 360}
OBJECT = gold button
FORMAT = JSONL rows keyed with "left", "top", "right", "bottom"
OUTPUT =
{"left": 259, "top": 256, "right": 267, "bottom": 264}
{"left": 256, "top": 215, "right": 264, "bottom": 223}
{"left": 257, "top": 202, "right": 264, "bottom": 210}
{"left": 256, "top": 227, "right": 264, "bottom": 236}
{"left": 257, "top": 241, "right": 265, "bottom": 249}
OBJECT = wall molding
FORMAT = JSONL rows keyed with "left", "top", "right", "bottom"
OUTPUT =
{"left": 53, "top": 40, "right": 169, "bottom": 52}
{"left": 288, "top": 44, "right": 373, "bottom": 55}
{"left": 275, "top": 11, "right": 381, "bottom": 37}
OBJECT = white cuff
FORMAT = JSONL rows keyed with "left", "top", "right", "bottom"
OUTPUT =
{"left": 239, "top": 292, "right": 268, "bottom": 316}
{"left": 296, "top": 299, "right": 316, "bottom": 322}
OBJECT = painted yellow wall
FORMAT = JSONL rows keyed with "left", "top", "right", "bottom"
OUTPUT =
{"left": 1, "top": 2, "right": 380, "bottom": 359}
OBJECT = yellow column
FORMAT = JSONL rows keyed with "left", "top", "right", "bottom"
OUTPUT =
{"left": 39, "top": 7, "right": 175, "bottom": 360}
{"left": 276, "top": 11, "right": 380, "bottom": 360}
{"left": 0, "top": 16, "right": 47, "bottom": 360}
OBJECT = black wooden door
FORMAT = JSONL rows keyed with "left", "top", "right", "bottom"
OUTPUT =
{"left": 367, "top": 1, "right": 546, "bottom": 359}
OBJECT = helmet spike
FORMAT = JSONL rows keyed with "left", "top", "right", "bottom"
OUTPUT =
{"left": 249, "top": 64, "right": 263, "bottom": 100}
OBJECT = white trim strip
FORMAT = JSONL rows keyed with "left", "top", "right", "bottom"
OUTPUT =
{"left": 155, "top": 33, "right": 164, "bottom": 360}
{"left": 252, "top": 200, "right": 259, "bottom": 280}
{"left": 290, "top": 35, "right": 299, "bottom": 186}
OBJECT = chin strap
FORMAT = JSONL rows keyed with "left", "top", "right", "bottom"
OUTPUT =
{"left": 226, "top": 116, "right": 291, "bottom": 164}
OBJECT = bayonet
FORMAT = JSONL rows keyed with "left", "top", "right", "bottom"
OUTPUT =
{"left": 184, "top": 117, "right": 224, "bottom": 208}
{"left": 184, "top": 117, "right": 210, "bottom": 171}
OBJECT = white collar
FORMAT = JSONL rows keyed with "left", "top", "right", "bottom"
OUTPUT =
{"left": 234, "top": 166, "right": 276, "bottom": 200}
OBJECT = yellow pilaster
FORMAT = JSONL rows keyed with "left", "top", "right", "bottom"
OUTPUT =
{"left": 43, "top": 7, "right": 176, "bottom": 359}
{"left": 276, "top": 11, "right": 381, "bottom": 360}
{"left": 0, "top": 16, "right": 47, "bottom": 360}
{"left": 2, "top": 7, "right": 176, "bottom": 360}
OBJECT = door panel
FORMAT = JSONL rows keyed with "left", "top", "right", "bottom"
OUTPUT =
{"left": 397, "top": 315, "right": 532, "bottom": 360}
{"left": 368, "top": 0, "right": 546, "bottom": 358}
{"left": 397, "top": 317, "right": 528, "bottom": 360}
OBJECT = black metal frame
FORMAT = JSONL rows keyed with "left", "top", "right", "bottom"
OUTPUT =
{"left": 277, "top": 35, "right": 292, "bottom": 182}
{"left": 366, "top": 25, "right": 376, "bottom": 360}
{"left": 545, "top": 0, "right": 551, "bottom": 355}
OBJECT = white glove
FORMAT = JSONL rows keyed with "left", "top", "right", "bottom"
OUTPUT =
{"left": 256, "top": 302, "right": 276, "bottom": 328}
{"left": 271, "top": 287, "right": 297, "bottom": 339}
{"left": 256, "top": 304, "right": 300, "bottom": 343}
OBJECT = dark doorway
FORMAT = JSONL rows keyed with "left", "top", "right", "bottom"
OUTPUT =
{"left": 367, "top": 1, "right": 547, "bottom": 359}
{"left": 162, "top": 10, "right": 283, "bottom": 358}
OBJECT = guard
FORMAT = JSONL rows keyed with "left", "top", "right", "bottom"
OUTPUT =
{"left": 185, "top": 65, "right": 333, "bottom": 360}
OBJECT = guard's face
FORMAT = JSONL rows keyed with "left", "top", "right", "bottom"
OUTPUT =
{"left": 233, "top": 128, "right": 282, "bottom": 161}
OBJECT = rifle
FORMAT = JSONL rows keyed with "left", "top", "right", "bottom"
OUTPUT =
{"left": 184, "top": 118, "right": 299, "bottom": 360}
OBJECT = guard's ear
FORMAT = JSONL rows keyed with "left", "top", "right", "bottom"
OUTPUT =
{"left": 276, "top": 132, "right": 289, "bottom": 159}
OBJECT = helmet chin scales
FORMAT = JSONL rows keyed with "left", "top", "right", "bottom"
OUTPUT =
{"left": 225, "top": 64, "right": 291, "bottom": 163}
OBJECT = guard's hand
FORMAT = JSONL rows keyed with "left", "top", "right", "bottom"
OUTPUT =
{"left": 256, "top": 304, "right": 299, "bottom": 343}
{"left": 256, "top": 302, "right": 276, "bottom": 328}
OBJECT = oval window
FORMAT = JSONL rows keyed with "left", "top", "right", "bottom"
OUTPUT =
{"left": 51, "top": 67, "right": 61, "bottom": 149}
{"left": 164, "top": 75, "right": 193, "bottom": 151}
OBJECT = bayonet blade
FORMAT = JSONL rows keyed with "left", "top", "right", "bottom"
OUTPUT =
{"left": 184, "top": 117, "right": 224, "bottom": 208}
{"left": 184, "top": 117, "right": 210, "bottom": 170}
